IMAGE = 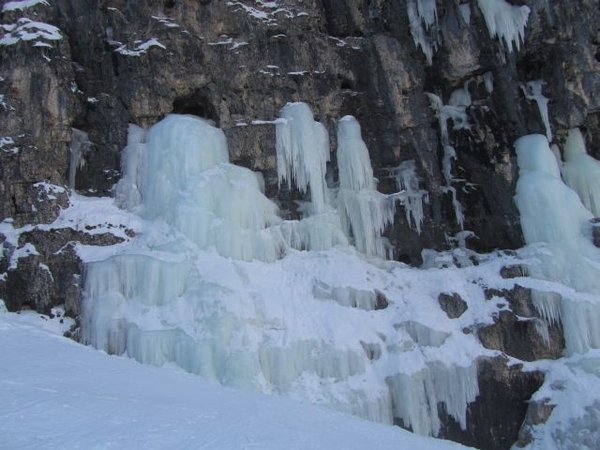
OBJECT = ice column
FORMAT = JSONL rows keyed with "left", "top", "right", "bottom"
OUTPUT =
{"left": 336, "top": 116, "right": 395, "bottom": 258}
{"left": 275, "top": 102, "right": 330, "bottom": 214}
{"left": 562, "top": 128, "right": 600, "bottom": 216}
{"left": 515, "top": 133, "right": 600, "bottom": 355}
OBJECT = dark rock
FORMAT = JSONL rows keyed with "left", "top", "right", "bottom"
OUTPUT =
{"left": 0, "top": 228, "right": 124, "bottom": 316}
{"left": 480, "top": 285, "right": 564, "bottom": 361}
{"left": 500, "top": 265, "right": 528, "bottom": 279}
{"left": 438, "top": 292, "right": 468, "bottom": 318}
{"left": 374, "top": 290, "right": 389, "bottom": 310}
{"left": 591, "top": 218, "right": 600, "bottom": 248}
{"left": 515, "top": 398, "right": 556, "bottom": 448}
{"left": 439, "top": 356, "right": 545, "bottom": 450}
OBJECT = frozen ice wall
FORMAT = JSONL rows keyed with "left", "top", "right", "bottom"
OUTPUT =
{"left": 514, "top": 134, "right": 600, "bottom": 355}
{"left": 81, "top": 109, "right": 481, "bottom": 441}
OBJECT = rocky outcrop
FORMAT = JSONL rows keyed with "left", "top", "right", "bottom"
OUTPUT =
{"left": 2, "top": 0, "right": 599, "bottom": 449}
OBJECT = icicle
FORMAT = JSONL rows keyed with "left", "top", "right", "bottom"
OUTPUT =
{"left": 448, "top": 81, "right": 472, "bottom": 108}
{"left": 521, "top": 80, "right": 552, "bottom": 142}
{"left": 391, "top": 160, "right": 429, "bottom": 234}
{"left": 69, "top": 128, "right": 92, "bottom": 190}
{"left": 482, "top": 72, "right": 494, "bottom": 94}
{"left": 561, "top": 128, "right": 600, "bottom": 216}
{"left": 387, "top": 363, "right": 478, "bottom": 436}
{"left": 275, "top": 102, "right": 330, "bottom": 214}
{"left": 477, "top": 0, "right": 530, "bottom": 53}
{"left": 407, "top": 0, "right": 439, "bottom": 65}
{"left": 336, "top": 116, "right": 395, "bottom": 258}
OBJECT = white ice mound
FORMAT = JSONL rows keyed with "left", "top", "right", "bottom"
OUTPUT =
{"left": 115, "top": 114, "right": 283, "bottom": 261}
{"left": 514, "top": 134, "right": 592, "bottom": 244}
{"left": 562, "top": 128, "right": 600, "bottom": 217}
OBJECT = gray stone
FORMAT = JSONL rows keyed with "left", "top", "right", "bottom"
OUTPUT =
{"left": 438, "top": 292, "right": 468, "bottom": 319}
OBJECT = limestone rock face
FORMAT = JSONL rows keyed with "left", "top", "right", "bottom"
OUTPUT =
{"left": 2, "top": 1, "right": 600, "bottom": 449}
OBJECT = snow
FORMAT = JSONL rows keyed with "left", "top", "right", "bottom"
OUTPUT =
{"left": 1, "top": 0, "right": 48, "bottom": 12}
{"left": 0, "top": 18, "right": 62, "bottom": 46}
{"left": 114, "top": 38, "right": 166, "bottom": 56}
{"left": 0, "top": 310, "right": 474, "bottom": 450}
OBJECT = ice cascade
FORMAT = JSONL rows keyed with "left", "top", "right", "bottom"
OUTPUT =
{"left": 114, "top": 114, "right": 283, "bottom": 262}
{"left": 561, "top": 128, "right": 600, "bottom": 217}
{"left": 514, "top": 134, "right": 600, "bottom": 355}
{"left": 80, "top": 111, "right": 480, "bottom": 441}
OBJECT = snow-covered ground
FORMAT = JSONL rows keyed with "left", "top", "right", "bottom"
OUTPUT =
{"left": 0, "top": 309, "right": 471, "bottom": 450}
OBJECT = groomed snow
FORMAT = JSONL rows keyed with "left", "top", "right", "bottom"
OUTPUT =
{"left": 0, "top": 310, "right": 472, "bottom": 450}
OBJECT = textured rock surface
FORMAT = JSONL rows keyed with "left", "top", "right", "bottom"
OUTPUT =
{"left": 479, "top": 284, "right": 565, "bottom": 361}
{"left": 440, "top": 357, "right": 545, "bottom": 450}
{"left": 2, "top": 0, "right": 600, "bottom": 449}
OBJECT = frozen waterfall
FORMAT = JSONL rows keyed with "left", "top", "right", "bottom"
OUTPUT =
{"left": 514, "top": 134, "right": 600, "bottom": 355}
{"left": 562, "top": 128, "right": 600, "bottom": 217}
{"left": 81, "top": 109, "right": 480, "bottom": 439}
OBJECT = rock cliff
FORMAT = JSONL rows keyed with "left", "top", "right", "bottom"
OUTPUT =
{"left": 1, "top": 1, "right": 599, "bottom": 449}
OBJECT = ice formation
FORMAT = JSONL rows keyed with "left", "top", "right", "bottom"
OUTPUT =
{"left": 561, "top": 128, "right": 600, "bottom": 217}
{"left": 68, "top": 129, "right": 91, "bottom": 190}
{"left": 426, "top": 92, "right": 466, "bottom": 230}
{"left": 515, "top": 134, "right": 600, "bottom": 355}
{"left": 276, "top": 102, "right": 330, "bottom": 214}
{"left": 336, "top": 116, "right": 395, "bottom": 258}
{"left": 407, "top": 0, "right": 439, "bottom": 65}
{"left": 391, "top": 160, "right": 428, "bottom": 234}
{"left": 477, "top": 0, "right": 530, "bottom": 53}
{"left": 521, "top": 80, "right": 552, "bottom": 142}
{"left": 80, "top": 110, "right": 481, "bottom": 440}
{"left": 114, "top": 114, "right": 283, "bottom": 262}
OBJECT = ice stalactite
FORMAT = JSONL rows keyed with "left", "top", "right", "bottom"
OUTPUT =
{"left": 275, "top": 102, "right": 330, "bottom": 214}
{"left": 477, "top": 0, "right": 530, "bottom": 53}
{"left": 426, "top": 92, "right": 467, "bottom": 229}
{"left": 407, "top": 0, "right": 439, "bottom": 65}
{"left": 387, "top": 363, "right": 479, "bottom": 437}
{"left": 336, "top": 116, "right": 395, "bottom": 258}
{"left": 391, "top": 160, "right": 429, "bottom": 234}
{"left": 521, "top": 80, "right": 552, "bottom": 142}
{"left": 561, "top": 128, "right": 600, "bottom": 217}
{"left": 69, "top": 128, "right": 92, "bottom": 190}
{"left": 514, "top": 134, "right": 600, "bottom": 356}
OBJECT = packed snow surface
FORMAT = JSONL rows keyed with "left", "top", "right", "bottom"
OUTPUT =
{"left": 0, "top": 309, "right": 474, "bottom": 450}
